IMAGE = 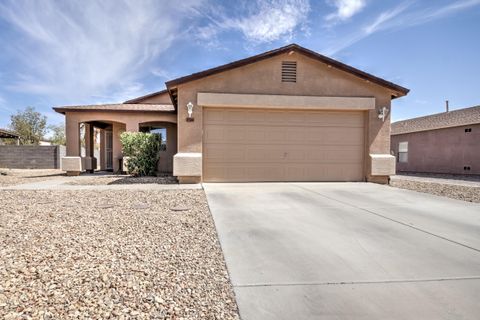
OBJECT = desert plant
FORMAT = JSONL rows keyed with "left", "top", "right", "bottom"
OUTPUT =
{"left": 120, "top": 132, "right": 162, "bottom": 176}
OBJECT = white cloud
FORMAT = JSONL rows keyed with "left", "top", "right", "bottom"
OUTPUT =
{"left": 198, "top": 0, "right": 311, "bottom": 44}
{"left": 325, "top": 0, "right": 366, "bottom": 23}
{"left": 0, "top": 95, "right": 9, "bottom": 112}
{"left": 150, "top": 68, "right": 174, "bottom": 80}
{"left": 363, "top": 2, "right": 411, "bottom": 35}
{"left": 324, "top": 0, "right": 480, "bottom": 55}
{"left": 0, "top": 0, "right": 204, "bottom": 104}
{"left": 401, "top": 0, "right": 480, "bottom": 27}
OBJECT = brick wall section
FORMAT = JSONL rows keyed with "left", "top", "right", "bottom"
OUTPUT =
{"left": 0, "top": 145, "right": 61, "bottom": 169}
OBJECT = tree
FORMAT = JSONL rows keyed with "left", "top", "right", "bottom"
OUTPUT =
{"left": 49, "top": 124, "right": 66, "bottom": 145}
{"left": 9, "top": 107, "right": 47, "bottom": 145}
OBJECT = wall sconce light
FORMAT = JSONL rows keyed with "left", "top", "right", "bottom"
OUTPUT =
{"left": 186, "top": 102, "right": 194, "bottom": 122}
{"left": 378, "top": 107, "right": 388, "bottom": 122}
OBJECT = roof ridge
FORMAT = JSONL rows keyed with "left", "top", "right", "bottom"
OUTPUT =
{"left": 123, "top": 89, "right": 169, "bottom": 104}
{"left": 165, "top": 43, "right": 409, "bottom": 96}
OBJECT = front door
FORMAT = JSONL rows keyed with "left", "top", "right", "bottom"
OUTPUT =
{"left": 105, "top": 130, "right": 113, "bottom": 170}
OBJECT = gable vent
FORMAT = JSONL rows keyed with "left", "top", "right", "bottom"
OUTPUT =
{"left": 282, "top": 61, "right": 297, "bottom": 83}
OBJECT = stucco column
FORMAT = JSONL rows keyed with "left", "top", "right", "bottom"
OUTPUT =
{"left": 126, "top": 121, "right": 139, "bottom": 132}
{"left": 65, "top": 114, "right": 80, "bottom": 157}
{"left": 112, "top": 122, "right": 125, "bottom": 173}
{"left": 99, "top": 128, "right": 106, "bottom": 170}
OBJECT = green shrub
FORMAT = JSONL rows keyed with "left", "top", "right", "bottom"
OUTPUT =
{"left": 120, "top": 132, "right": 162, "bottom": 176}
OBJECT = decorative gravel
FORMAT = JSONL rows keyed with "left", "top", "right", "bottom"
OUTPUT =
{"left": 0, "top": 189, "right": 239, "bottom": 319}
{"left": 390, "top": 177, "right": 480, "bottom": 203}
{"left": 0, "top": 169, "right": 65, "bottom": 187}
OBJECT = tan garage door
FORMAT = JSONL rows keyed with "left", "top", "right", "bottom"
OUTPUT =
{"left": 203, "top": 108, "right": 365, "bottom": 182}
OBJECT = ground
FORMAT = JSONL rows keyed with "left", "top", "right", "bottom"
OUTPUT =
{"left": 1, "top": 169, "right": 479, "bottom": 319}
{"left": 0, "top": 187, "right": 239, "bottom": 319}
{"left": 0, "top": 169, "right": 66, "bottom": 187}
{"left": 391, "top": 173, "right": 480, "bottom": 203}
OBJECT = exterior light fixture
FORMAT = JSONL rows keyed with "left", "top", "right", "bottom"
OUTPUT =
{"left": 186, "top": 102, "right": 194, "bottom": 121}
{"left": 378, "top": 107, "right": 388, "bottom": 122}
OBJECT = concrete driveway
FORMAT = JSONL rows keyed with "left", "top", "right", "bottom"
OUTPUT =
{"left": 204, "top": 182, "right": 480, "bottom": 320}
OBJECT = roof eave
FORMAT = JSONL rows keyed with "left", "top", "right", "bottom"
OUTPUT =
{"left": 123, "top": 89, "right": 169, "bottom": 104}
{"left": 165, "top": 43, "right": 409, "bottom": 96}
{"left": 52, "top": 106, "right": 175, "bottom": 114}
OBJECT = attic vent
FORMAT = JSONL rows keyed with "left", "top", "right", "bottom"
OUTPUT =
{"left": 282, "top": 61, "right": 297, "bottom": 83}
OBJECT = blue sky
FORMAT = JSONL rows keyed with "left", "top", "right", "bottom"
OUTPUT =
{"left": 0, "top": 0, "right": 479, "bottom": 130}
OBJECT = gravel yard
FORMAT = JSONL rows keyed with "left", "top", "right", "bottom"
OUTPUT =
{"left": 0, "top": 189, "right": 239, "bottom": 319}
{"left": 0, "top": 169, "right": 65, "bottom": 187}
{"left": 390, "top": 174, "right": 480, "bottom": 203}
{"left": 66, "top": 176, "right": 178, "bottom": 186}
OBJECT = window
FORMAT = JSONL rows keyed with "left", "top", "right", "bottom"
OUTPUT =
{"left": 140, "top": 126, "right": 167, "bottom": 151}
{"left": 398, "top": 141, "right": 408, "bottom": 163}
{"left": 465, "top": 128, "right": 472, "bottom": 133}
{"left": 281, "top": 61, "right": 297, "bottom": 82}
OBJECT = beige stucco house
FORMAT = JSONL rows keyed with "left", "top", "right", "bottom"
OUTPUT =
{"left": 54, "top": 44, "right": 409, "bottom": 183}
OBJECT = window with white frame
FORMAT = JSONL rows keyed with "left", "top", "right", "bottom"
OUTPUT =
{"left": 398, "top": 141, "right": 408, "bottom": 163}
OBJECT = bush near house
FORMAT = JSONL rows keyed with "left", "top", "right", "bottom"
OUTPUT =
{"left": 120, "top": 132, "right": 162, "bottom": 176}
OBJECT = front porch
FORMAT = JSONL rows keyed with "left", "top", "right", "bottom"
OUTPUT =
{"left": 54, "top": 104, "right": 176, "bottom": 175}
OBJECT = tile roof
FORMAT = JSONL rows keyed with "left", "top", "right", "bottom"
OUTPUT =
{"left": 391, "top": 105, "right": 480, "bottom": 135}
{"left": 53, "top": 103, "right": 175, "bottom": 114}
{"left": 123, "top": 89, "right": 169, "bottom": 104}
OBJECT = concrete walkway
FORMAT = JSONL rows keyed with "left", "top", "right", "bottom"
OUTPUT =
{"left": 0, "top": 175, "right": 202, "bottom": 190}
{"left": 204, "top": 182, "right": 480, "bottom": 320}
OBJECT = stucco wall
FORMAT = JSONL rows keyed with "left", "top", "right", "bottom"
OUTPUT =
{"left": 64, "top": 110, "right": 176, "bottom": 173}
{"left": 134, "top": 91, "right": 172, "bottom": 104}
{"left": 391, "top": 124, "right": 480, "bottom": 175}
{"left": 175, "top": 51, "right": 395, "bottom": 181}
{"left": 157, "top": 123, "right": 177, "bottom": 173}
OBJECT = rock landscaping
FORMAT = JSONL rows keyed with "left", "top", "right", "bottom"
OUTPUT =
{"left": 390, "top": 175, "right": 480, "bottom": 203}
{"left": 0, "top": 189, "right": 239, "bottom": 319}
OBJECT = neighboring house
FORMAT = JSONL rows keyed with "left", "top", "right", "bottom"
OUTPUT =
{"left": 39, "top": 140, "right": 53, "bottom": 146}
{"left": 391, "top": 105, "right": 480, "bottom": 175}
{"left": 54, "top": 44, "right": 409, "bottom": 183}
{"left": 0, "top": 129, "right": 20, "bottom": 145}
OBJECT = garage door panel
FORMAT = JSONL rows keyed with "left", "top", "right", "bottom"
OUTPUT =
{"left": 206, "top": 126, "right": 363, "bottom": 146}
{"left": 204, "top": 126, "right": 224, "bottom": 142}
{"left": 286, "top": 128, "right": 307, "bottom": 142}
{"left": 307, "top": 127, "right": 364, "bottom": 145}
{"left": 205, "top": 109, "right": 364, "bottom": 127}
{"left": 225, "top": 127, "right": 246, "bottom": 141}
{"left": 264, "top": 127, "right": 288, "bottom": 142}
{"left": 204, "top": 163, "right": 364, "bottom": 182}
{"left": 246, "top": 145, "right": 285, "bottom": 162}
{"left": 204, "top": 145, "right": 245, "bottom": 161}
{"left": 306, "top": 112, "right": 364, "bottom": 127}
{"left": 203, "top": 108, "right": 365, "bottom": 182}
{"left": 204, "top": 109, "right": 225, "bottom": 122}
{"left": 305, "top": 146, "right": 364, "bottom": 163}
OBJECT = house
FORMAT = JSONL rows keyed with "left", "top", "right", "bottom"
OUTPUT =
{"left": 54, "top": 44, "right": 409, "bottom": 183}
{"left": 391, "top": 105, "right": 480, "bottom": 175}
{"left": 0, "top": 128, "right": 20, "bottom": 145}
